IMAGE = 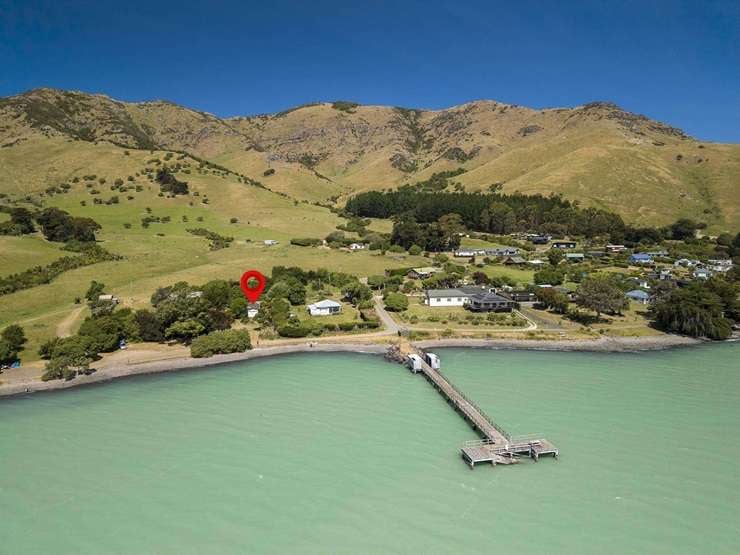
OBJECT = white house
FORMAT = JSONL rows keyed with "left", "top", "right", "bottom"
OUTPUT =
{"left": 307, "top": 299, "right": 342, "bottom": 316}
{"left": 708, "top": 259, "right": 733, "bottom": 272}
{"left": 454, "top": 249, "right": 483, "bottom": 257}
{"left": 98, "top": 294, "right": 120, "bottom": 304}
{"left": 424, "top": 286, "right": 487, "bottom": 307}
{"left": 247, "top": 302, "right": 260, "bottom": 319}
{"left": 349, "top": 243, "right": 365, "bottom": 250}
{"left": 693, "top": 268, "right": 712, "bottom": 280}
{"left": 264, "top": 239, "right": 279, "bottom": 246}
{"left": 606, "top": 244, "right": 627, "bottom": 253}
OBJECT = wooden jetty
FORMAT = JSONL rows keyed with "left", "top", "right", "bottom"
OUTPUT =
{"left": 408, "top": 349, "right": 559, "bottom": 469}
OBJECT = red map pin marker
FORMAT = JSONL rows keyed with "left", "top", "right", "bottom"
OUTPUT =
{"left": 240, "top": 270, "right": 266, "bottom": 303}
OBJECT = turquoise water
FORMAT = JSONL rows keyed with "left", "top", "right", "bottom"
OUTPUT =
{"left": 1, "top": 344, "right": 739, "bottom": 554}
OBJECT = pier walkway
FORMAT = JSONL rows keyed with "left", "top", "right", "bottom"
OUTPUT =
{"left": 410, "top": 349, "right": 559, "bottom": 468}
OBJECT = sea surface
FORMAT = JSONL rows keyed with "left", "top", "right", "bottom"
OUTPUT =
{"left": 1, "top": 344, "right": 739, "bottom": 554}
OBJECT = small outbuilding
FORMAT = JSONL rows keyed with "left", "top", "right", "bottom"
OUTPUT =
{"left": 407, "top": 354, "right": 423, "bottom": 373}
{"left": 247, "top": 302, "right": 261, "bottom": 319}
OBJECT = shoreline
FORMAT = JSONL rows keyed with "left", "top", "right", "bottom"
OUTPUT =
{"left": 0, "top": 334, "right": 709, "bottom": 398}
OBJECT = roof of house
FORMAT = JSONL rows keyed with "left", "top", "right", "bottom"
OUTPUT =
{"left": 411, "top": 267, "right": 440, "bottom": 274}
{"left": 469, "top": 292, "right": 512, "bottom": 303}
{"left": 566, "top": 253, "right": 585, "bottom": 258}
{"left": 426, "top": 286, "right": 486, "bottom": 298}
{"left": 626, "top": 289, "right": 650, "bottom": 299}
{"left": 309, "top": 299, "right": 342, "bottom": 309}
{"left": 630, "top": 253, "right": 653, "bottom": 259}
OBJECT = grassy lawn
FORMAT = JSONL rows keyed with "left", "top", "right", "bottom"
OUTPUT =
{"left": 480, "top": 263, "right": 535, "bottom": 286}
{"left": 0, "top": 235, "right": 67, "bottom": 277}
{"left": 392, "top": 297, "right": 529, "bottom": 330}
{"left": 459, "top": 237, "right": 506, "bottom": 249}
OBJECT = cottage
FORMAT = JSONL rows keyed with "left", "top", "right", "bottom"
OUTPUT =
{"left": 674, "top": 258, "right": 700, "bottom": 268}
{"left": 605, "top": 244, "right": 627, "bottom": 253}
{"left": 502, "top": 255, "right": 527, "bottom": 265}
{"left": 552, "top": 240, "right": 577, "bottom": 249}
{"left": 565, "top": 253, "right": 585, "bottom": 262}
{"left": 454, "top": 249, "right": 480, "bottom": 258}
{"left": 263, "top": 239, "right": 279, "bottom": 246}
{"left": 707, "top": 259, "right": 733, "bottom": 272}
{"left": 348, "top": 242, "right": 366, "bottom": 250}
{"left": 586, "top": 250, "right": 606, "bottom": 259}
{"left": 408, "top": 267, "right": 441, "bottom": 280}
{"left": 626, "top": 289, "right": 650, "bottom": 304}
{"left": 307, "top": 299, "right": 342, "bottom": 316}
{"left": 693, "top": 268, "right": 712, "bottom": 280}
{"left": 466, "top": 291, "right": 517, "bottom": 312}
{"left": 247, "top": 302, "right": 261, "bottom": 319}
{"left": 97, "top": 294, "right": 120, "bottom": 304}
{"left": 629, "top": 253, "right": 653, "bottom": 265}
{"left": 659, "top": 268, "right": 673, "bottom": 280}
{"left": 485, "top": 247, "right": 520, "bottom": 257}
{"left": 529, "top": 235, "right": 550, "bottom": 245}
{"left": 187, "top": 291, "right": 203, "bottom": 299}
{"left": 646, "top": 250, "right": 669, "bottom": 258}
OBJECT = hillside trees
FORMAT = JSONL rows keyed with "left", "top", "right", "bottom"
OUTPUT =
{"left": 0, "top": 207, "right": 35, "bottom": 235}
{"left": 0, "top": 325, "right": 26, "bottom": 366}
{"left": 652, "top": 282, "right": 733, "bottom": 340}
{"left": 346, "top": 190, "right": 627, "bottom": 239}
{"left": 36, "top": 208, "right": 101, "bottom": 242}
{"left": 575, "top": 276, "right": 628, "bottom": 319}
{"left": 156, "top": 168, "right": 189, "bottom": 195}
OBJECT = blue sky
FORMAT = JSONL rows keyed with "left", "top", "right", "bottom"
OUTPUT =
{"left": 1, "top": 0, "right": 738, "bottom": 142}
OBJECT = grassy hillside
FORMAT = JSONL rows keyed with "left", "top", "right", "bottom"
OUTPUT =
{"left": 1, "top": 89, "right": 738, "bottom": 230}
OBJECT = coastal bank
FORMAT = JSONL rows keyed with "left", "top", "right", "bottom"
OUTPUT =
{"left": 0, "top": 334, "right": 702, "bottom": 397}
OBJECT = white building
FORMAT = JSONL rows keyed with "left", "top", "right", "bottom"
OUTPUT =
{"left": 424, "top": 286, "right": 487, "bottom": 307}
{"left": 307, "top": 299, "right": 342, "bottom": 316}
{"left": 98, "top": 294, "right": 120, "bottom": 304}
{"left": 264, "top": 239, "right": 279, "bottom": 246}
{"left": 247, "top": 302, "right": 260, "bottom": 319}
{"left": 708, "top": 259, "right": 733, "bottom": 272}
{"left": 694, "top": 268, "right": 712, "bottom": 280}
{"left": 349, "top": 243, "right": 365, "bottom": 250}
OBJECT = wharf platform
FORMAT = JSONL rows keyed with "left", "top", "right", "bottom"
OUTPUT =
{"left": 409, "top": 348, "right": 559, "bottom": 469}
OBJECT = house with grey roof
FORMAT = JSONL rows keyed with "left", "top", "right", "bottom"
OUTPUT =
{"left": 307, "top": 299, "right": 342, "bottom": 316}
{"left": 625, "top": 289, "right": 650, "bottom": 304}
{"left": 467, "top": 291, "right": 517, "bottom": 312}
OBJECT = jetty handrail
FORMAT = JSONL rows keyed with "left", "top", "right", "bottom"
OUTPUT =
{"left": 422, "top": 362, "right": 513, "bottom": 441}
